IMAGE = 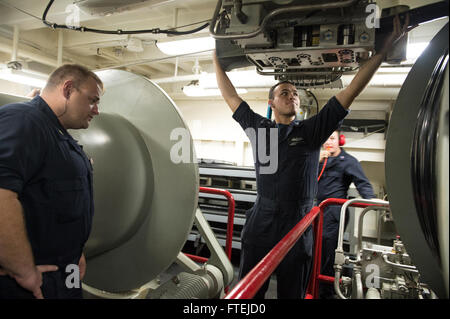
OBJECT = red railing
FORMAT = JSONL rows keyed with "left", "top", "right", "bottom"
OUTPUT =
{"left": 225, "top": 206, "right": 320, "bottom": 299}
{"left": 225, "top": 198, "right": 386, "bottom": 299}
{"left": 184, "top": 187, "right": 236, "bottom": 293}
{"left": 185, "top": 187, "right": 236, "bottom": 263}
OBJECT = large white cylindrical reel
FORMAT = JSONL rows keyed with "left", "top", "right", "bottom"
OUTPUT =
{"left": 69, "top": 70, "right": 199, "bottom": 293}
{"left": 385, "top": 23, "right": 448, "bottom": 298}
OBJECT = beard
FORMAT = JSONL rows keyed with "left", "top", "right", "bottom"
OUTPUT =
{"left": 272, "top": 101, "right": 298, "bottom": 119}
{"left": 283, "top": 109, "right": 296, "bottom": 117}
{"left": 278, "top": 105, "right": 297, "bottom": 117}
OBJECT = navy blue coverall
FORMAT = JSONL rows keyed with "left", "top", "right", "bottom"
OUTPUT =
{"left": 233, "top": 96, "right": 348, "bottom": 299}
{"left": 317, "top": 148, "right": 375, "bottom": 298}
{"left": 0, "top": 96, "right": 94, "bottom": 299}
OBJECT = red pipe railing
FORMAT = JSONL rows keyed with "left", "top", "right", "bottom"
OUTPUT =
{"left": 225, "top": 206, "right": 320, "bottom": 299}
{"left": 225, "top": 198, "right": 387, "bottom": 299}
{"left": 185, "top": 187, "right": 236, "bottom": 262}
{"left": 197, "top": 187, "right": 236, "bottom": 261}
{"left": 184, "top": 187, "right": 235, "bottom": 293}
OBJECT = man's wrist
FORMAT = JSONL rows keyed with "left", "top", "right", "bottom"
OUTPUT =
{"left": 8, "top": 263, "right": 37, "bottom": 281}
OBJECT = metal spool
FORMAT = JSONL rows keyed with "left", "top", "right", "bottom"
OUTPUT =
{"left": 0, "top": 70, "right": 199, "bottom": 292}
{"left": 385, "top": 23, "right": 449, "bottom": 298}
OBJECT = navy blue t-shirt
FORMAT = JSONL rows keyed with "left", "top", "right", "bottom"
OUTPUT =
{"left": 232, "top": 96, "right": 348, "bottom": 202}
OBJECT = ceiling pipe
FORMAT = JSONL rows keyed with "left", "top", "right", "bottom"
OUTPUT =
{"left": 95, "top": 47, "right": 155, "bottom": 76}
{"left": 0, "top": 30, "right": 96, "bottom": 70}
{"left": 95, "top": 48, "right": 213, "bottom": 71}
{"left": 171, "top": 7, "right": 180, "bottom": 79}
{"left": 153, "top": 73, "right": 202, "bottom": 84}
{"left": 0, "top": 40, "right": 58, "bottom": 68}
{"left": 57, "top": 30, "right": 63, "bottom": 67}
{"left": 11, "top": 25, "right": 19, "bottom": 63}
{"left": 173, "top": 7, "right": 179, "bottom": 30}
{"left": 174, "top": 57, "right": 179, "bottom": 77}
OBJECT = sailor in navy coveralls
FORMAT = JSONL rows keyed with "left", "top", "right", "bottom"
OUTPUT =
{"left": 213, "top": 13, "right": 409, "bottom": 299}
{"left": 0, "top": 64, "right": 102, "bottom": 299}
{"left": 317, "top": 130, "right": 375, "bottom": 299}
{"left": 233, "top": 96, "right": 347, "bottom": 298}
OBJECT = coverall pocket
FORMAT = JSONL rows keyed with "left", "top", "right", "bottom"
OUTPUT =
{"left": 50, "top": 177, "right": 86, "bottom": 223}
{"left": 246, "top": 205, "right": 276, "bottom": 245}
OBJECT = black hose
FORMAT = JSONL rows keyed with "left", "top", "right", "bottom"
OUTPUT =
{"left": 306, "top": 90, "right": 319, "bottom": 115}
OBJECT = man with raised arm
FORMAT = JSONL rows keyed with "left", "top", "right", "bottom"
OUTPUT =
{"left": 214, "top": 15, "right": 409, "bottom": 299}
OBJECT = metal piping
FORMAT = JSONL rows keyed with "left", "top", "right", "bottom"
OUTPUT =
{"left": 382, "top": 254, "right": 419, "bottom": 273}
{"left": 11, "top": 25, "right": 19, "bottom": 62}
{"left": 357, "top": 205, "right": 390, "bottom": 255}
{"left": 336, "top": 198, "right": 389, "bottom": 256}
{"left": 0, "top": 41, "right": 58, "bottom": 68}
{"left": 377, "top": 211, "right": 389, "bottom": 244}
{"left": 0, "top": 30, "right": 95, "bottom": 69}
{"left": 94, "top": 48, "right": 152, "bottom": 76}
{"left": 354, "top": 268, "right": 364, "bottom": 299}
{"left": 57, "top": 30, "right": 63, "bottom": 67}
{"left": 210, "top": 0, "right": 360, "bottom": 40}
{"left": 334, "top": 268, "right": 347, "bottom": 299}
{"left": 94, "top": 49, "right": 213, "bottom": 71}
{"left": 332, "top": 198, "right": 389, "bottom": 299}
{"left": 153, "top": 73, "right": 202, "bottom": 84}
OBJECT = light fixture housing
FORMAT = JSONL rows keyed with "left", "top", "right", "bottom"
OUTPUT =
{"left": 127, "top": 37, "right": 144, "bottom": 52}
{"left": 74, "top": 0, "right": 172, "bottom": 16}
{"left": 0, "top": 67, "right": 47, "bottom": 88}
{"left": 182, "top": 84, "right": 247, "bottom": 97}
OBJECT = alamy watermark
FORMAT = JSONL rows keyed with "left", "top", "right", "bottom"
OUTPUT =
{"left": 65, "top": 264, "right": 80, "bottom": 289}
{"left": 65, "top": 4, "right": 80, "bottom": 29}
{"left": 365, "top": 4, "right": 382, "bottom": 29}
{"left": 364, "top": 263, "right": 380, "bottom": 289}
{"left": 63, "top": 3, "right": 382, "bottom": 31}
{"left": 244, "top": 127, "right": 278, "bottom": 175}
{"left": 169, "top": 126, "right": 279, "bottom": 174}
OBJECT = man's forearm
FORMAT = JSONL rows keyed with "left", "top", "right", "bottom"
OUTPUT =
{"left": 213, "top": 52, "right": 243, "bottom": 112}
{"left": 346, "top": 52, "right": 385, "bottom": 103}
{"left": 336, "top": 14, "right": 410, "bottom": 109}
{"left": 0, "top": 190, "right": 36, "bottom": 278}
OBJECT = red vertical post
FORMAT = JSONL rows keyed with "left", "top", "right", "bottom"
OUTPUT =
{"left": 198, "top": 187, "right": 235, "bottom": 262}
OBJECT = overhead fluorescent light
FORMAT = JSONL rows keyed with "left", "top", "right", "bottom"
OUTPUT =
{"left": 198, "top": 70, "right": 278, "bottom": 89}
{"left": 75, "top": 0, "right": 172, "bottom": 16}
{"left": 183, "top": 84, "right": 247, "bottom": 97}
{"left": 0, "top": 67, "right": 47, "bottom": 88}
{"left": 340, "top": 73, "right": 408, "bottom": 87}
{"left": 156, "top": 37, "right": 215, "bottom": 56}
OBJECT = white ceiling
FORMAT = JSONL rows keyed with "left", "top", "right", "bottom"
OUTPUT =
{"left": 0, "top": 0, "right": 447, "bottom": 100}
{"left": 0, "top": 0, "right": 215, "bottom": 77}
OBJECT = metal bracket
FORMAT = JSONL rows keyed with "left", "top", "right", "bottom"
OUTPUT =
{"left": 192, "top": 208, "right": 234, "bottom": 287}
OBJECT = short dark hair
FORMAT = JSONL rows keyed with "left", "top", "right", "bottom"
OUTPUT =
{"left": 45, "top": 64, "right": 103, "bottom": 92}
{"left": 268, "top": 81, "right": 296, "bottom": 100}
